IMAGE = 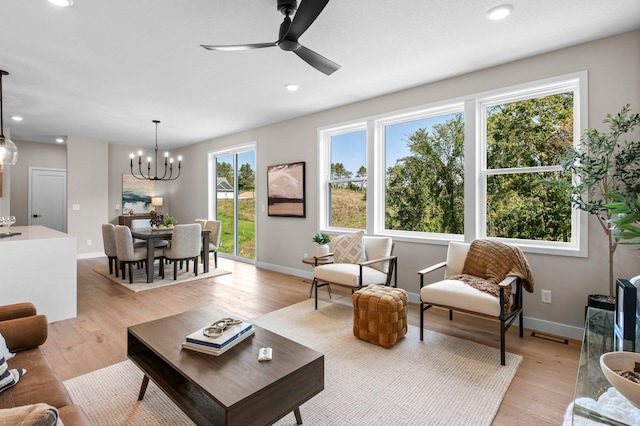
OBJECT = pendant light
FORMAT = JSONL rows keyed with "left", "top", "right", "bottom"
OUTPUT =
{"left": 129, "top": 120, "right": 182, "bottom": 181}
{"left": 0, "top": 70, "right": 18, "bottom": 172}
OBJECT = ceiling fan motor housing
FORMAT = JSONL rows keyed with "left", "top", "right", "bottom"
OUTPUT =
{"left": 277, "top": 0, "right": 297, "bottom": 16}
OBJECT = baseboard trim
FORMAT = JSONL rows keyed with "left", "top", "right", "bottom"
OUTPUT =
{"left": 77, "top": 251, "right": 104, "bottom": 260}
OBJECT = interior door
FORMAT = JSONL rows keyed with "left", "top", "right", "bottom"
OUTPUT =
{"left": 29, "top": 168, "right": 67, "bottom": 232}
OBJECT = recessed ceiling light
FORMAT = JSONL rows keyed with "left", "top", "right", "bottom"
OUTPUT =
{"left": 48, "top": 0, "right": 74, "bottom": 7}
{"left": 10, "top": 116, "right": 23, "bottom": 121}
{"left": 486, "top": 4, "right": 513, "bottom": 20}
{"left": 55, "top": 137, "right": 65, "bottom": 143}
{"left": 285, "top": 84, "right": 299, "bottom": 92}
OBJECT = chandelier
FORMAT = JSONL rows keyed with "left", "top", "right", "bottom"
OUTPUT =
{"left": 129, "top": 120, "right": 181, "bottom": 181}
{"left": 0, "top": 70, "right": 18, "bottom": 173}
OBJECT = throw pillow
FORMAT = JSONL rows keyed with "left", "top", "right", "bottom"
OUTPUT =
{"left": 0, "top": 355, "right": 27, "bottom": 394}
{"left": 0, "top": 403, "right": 60, "bottom": 426}
{"left": 331, "top": 231, "right": 366, "bottom": 264}
{"left": 0, "top": 332, "right": 14, "bottom": 360}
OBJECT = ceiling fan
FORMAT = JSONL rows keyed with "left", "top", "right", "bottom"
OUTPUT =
{"left": 201, "top": 0, "right": 340, "bottom": 75}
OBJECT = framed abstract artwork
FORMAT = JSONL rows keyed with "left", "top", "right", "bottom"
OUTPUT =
{"left": 122, "top": 174, "right": 155, "bottom": 214}
{"left": 267, "top": 161, "right": 306, "bottom": 218}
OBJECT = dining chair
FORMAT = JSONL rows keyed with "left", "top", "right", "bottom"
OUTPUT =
{"left": 163, "top": 224, "right": 202, "bottom": 280}
{"left": 114, "top": 225, "right": 164, "bottom": 284}
{"left": 130, "top": 218, "right": 168, "bottom": 248}
{"left": 197, "top": 219, "right": 222, "bottom": 269}
{"left": 101, "top": 223, "right": 118, "bottom": 277}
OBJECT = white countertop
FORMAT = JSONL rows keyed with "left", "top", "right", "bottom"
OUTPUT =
{"left": 0, "top": 225, "right": 71, "bottom": 242}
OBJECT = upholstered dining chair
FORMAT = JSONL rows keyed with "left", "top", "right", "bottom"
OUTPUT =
{"left": 101, "top": 223, "right": 118, "bottom": 277}
{"left": 163, "top": 224, "right": 202, "bottom": 280}
{"left": 114, "top": 225, "right": 164, "bottom": 283}
{"left": 311, "top": 231, "right": 397, "bottom": 310}
{"left": 418, "top": 239, "right": 534, "bottom": 365}
{"left": 130, "top": 218, "right": 168, "bottom": 248}
{"left": 202, "top": 220, "right": 222, "bottom": 269}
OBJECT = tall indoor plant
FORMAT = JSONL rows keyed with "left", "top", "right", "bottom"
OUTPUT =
{"left": 562, "top": 104, "right": 640, "bottom": 297}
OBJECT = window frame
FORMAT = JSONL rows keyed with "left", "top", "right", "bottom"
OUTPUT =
{"left": 318, "top": 71, "right": 588, "bottom": 257}
{"left": 318, "top": 121, "right": 368, "bottom": 232}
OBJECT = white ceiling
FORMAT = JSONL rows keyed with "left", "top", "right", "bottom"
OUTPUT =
{"left": 1, "top": 0, "right": 639, "bottom": 148}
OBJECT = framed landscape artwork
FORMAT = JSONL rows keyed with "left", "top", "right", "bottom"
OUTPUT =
{"left": 122, "top": 174, "right": 154, "bottom": 214}
{"left": 267, "top": 162, "right": 306, "bottom": 218}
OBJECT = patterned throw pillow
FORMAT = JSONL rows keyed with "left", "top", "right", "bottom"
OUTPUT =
{"left": 0, "top": 355, "right": 26, "bottom": 394}
{"left": 331, "top": 231, "right": 366, "bottom": 264}
{"left": 0, "top": 332, "right": 13, "bottom": 361}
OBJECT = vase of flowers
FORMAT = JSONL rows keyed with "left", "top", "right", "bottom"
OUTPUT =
{"left": 312, "top": 233, "right": 331, "bottom": 257}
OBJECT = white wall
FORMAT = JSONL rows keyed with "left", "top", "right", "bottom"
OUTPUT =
{"left": 9, "top": 140, "right": 67, "bottom": 226}
{"left": 66, "top": 136, "right": 109, "bottom": 255}
{"left": 168, "top": 30, "right": 640, "bottom": 337}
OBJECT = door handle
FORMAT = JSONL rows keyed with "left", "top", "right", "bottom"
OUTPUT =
{"left": 33, "top": 214, "right": 42, "bottom": 218}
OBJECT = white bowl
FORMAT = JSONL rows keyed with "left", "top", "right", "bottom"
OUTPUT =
{"left": 600, "top": 351, "right": 640, "bottom": 409}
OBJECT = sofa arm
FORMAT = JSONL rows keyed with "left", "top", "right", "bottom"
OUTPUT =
{"left": 0, "top": 302, "right": 37, "bottom": 322}
{"left": 0, "top": 315, "right": 48, "bottom": 352}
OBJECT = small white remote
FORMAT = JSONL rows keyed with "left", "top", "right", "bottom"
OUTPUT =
{"left": 258, "top": 347, "right": 272, "bottom": 361}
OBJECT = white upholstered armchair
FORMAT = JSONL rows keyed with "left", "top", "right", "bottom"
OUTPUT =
{"left": 419, "top": 239, "right": 533, "bottom": 365}
{"left": 312, "top": 231, "right": 397, "bottom": 310}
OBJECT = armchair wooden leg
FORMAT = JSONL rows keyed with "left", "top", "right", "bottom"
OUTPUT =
{"left": 519, "top": 310, "right": 524, "bottom": 338}
{"left": 214, "top": 251, "right": 218, "bottom": 269}
{"left": 194, "top": 258, "right": 198, "bottom": 276}
{"left": 128, "top": 263, "right": 134, "bottom": 284}
{"left": 313, "top": 278, "right": 319, "bottom": 310}
{"left": 500, "top": 320, "right": 506, "bottom": 366}
{"left": 420, "top": 302, "right": 424, "bottom": 341}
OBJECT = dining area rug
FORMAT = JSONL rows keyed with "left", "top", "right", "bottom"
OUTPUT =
{"left": 93, "top": 259, "right": 231, "bottom": 292}
{"left": 64, "top": 299, "right": 521, "bottom": 425}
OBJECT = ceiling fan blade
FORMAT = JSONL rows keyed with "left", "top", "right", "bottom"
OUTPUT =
{"left": 201, "top": 42, "right": 277, "bottom": 51}
{"left": 293, "top": 45, "right": 340, "bottom": 75}
{"left": 286, "top": 0, "right": 330, "bottom": 39}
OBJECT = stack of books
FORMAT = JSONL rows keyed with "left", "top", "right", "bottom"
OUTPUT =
{"left": 182, "top": 320, "right": 254, "bottom": 356}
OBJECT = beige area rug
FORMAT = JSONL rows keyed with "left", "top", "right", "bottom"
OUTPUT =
{"left": 93, "top": 260, "right": 231, "bottom": 292}
{"left": 64, "top": 299, "right": 521, "bottom": 426}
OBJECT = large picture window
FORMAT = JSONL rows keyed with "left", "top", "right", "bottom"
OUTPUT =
{"left": 319, "top": 124, "right": 367, "bottom": 230}
{"left": 482, "top": 92, "right": 574, "bottom": 243}
{"left": 383, "top": 107, "right": 465, "bottom": 235}
{"left": 318, "top": 72, "right": 587, "bottom": 255}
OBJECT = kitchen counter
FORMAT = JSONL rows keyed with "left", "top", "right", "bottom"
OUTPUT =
{"left": 0, "top": 226, "right": 77, "bottom": 322}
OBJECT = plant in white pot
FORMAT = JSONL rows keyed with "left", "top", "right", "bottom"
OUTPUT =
{"left": 312, "top": 233, "right": 331, "bottom": 257}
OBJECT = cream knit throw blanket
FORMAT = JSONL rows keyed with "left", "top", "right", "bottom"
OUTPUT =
{"left": 448, "top": 240, "right": 534, "bottom": 312}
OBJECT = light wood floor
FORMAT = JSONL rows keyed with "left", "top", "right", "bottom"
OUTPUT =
{"left": 42, "top": 256, "right": 581, "bottom": 425}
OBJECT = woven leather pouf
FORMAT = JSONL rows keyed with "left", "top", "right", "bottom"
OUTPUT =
{"left": 352, "top": 285, "right": 408, "bottom": 348}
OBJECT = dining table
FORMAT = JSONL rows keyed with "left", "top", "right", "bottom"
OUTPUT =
{"left": 130, "top": 228, "right": 211, "bottom": 283}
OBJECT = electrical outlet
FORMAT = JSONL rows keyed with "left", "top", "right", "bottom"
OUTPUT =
{"left": 87, "top": 240, "right": 92, "bottom": 246}
{"left": 541, "top": 290, "right": 552, "bottom": 304}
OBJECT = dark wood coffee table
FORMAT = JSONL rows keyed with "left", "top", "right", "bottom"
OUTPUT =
{"left": 127, "top": 306, "right": 324, "bottom": 426}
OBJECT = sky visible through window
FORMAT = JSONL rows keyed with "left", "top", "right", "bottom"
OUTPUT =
{"left": 331, "top": 114, "right": 458, "bottom": 176}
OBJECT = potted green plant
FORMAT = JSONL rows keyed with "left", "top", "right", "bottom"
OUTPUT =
{"left": 163, "top": 215, "right": 178, "bottom": 228}
{"left": 312, "top": 233, "right": 331, "bottom": 257}
{"left": 561, "top": 104, "right": 640, "bottom": 299}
